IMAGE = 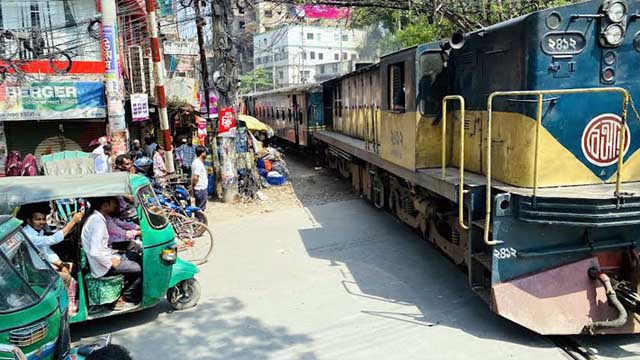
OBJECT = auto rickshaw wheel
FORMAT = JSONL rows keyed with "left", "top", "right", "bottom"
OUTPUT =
{"left": 167, "top": 278, "right": 201, "bottom": 310}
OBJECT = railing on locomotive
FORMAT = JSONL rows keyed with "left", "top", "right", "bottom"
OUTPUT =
{"left": 484, "top": 87, "right": 630, "bottom": 246}
{"left": 440, "top": 95, "right": 469, "bottom": 231}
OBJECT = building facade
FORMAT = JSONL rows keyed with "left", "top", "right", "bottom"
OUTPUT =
{"left": 253, "top": 25, "right": 366, "bottom": 88}
{"left": 0, "top": 0, "right": 106, "bottom": 172}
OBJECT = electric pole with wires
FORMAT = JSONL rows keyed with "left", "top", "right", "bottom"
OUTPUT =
{"left": 211, "top": 0, "right": 239, "bottom": 203}
{"left": 194, "top": 0, "right": 212, "bottom": 120}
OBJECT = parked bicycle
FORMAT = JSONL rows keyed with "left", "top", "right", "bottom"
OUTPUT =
{"left": 162, "top": 206, "right": 214, "bottom": 266}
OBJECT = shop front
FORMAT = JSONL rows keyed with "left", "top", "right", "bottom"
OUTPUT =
{"left": 0, "top": 77, "right": 107, "bottom": 174}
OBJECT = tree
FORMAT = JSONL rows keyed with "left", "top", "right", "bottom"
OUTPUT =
{"left": 239, "top": 67, "right": 273, "bottom": 94}
{"left": 347, "top": 0, "right": 576, "bottom": 59}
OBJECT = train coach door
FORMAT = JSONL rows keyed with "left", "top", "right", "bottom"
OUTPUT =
{"left": 292, "top": 95, "right": 300, "bottom": 146}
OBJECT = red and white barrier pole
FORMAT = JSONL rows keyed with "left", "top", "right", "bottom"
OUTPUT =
{"left": 146, "top": 0, "right": 174, "bottom": 172}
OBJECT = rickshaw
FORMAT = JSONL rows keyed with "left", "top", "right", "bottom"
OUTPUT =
{"left": 0, "top": 172, "right": 201, "bottom": 330}
{"left": 0, "top": 216, "right": 71, "bottom": 360}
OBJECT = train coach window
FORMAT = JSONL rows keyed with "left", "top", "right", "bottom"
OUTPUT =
{"left": 389, "top": 62, "right": 406, "bottom": 112}
{"left": 418, "top": 51, "right": 446, "bottom": 117}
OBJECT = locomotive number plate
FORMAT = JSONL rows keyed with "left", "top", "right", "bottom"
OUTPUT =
{"left": 541, "top": 32, "right": 586, "bottom": 55}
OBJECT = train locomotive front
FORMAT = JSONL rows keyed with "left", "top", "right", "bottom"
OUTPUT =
{"left": 448, "top": 0, "right": 640, "bottom": 335}
{"left": 309, "top": 0, "right": 640, "bottom": 335}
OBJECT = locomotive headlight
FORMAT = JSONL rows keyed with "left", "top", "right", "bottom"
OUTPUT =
{"left": 607, "top": 1, "right": 626, "bottom": 23}
{"left": 604, "top": 24, "right": 625, "bottom": 46}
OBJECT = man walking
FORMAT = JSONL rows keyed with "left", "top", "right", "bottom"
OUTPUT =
{"left": 191, "top": 146, "right": 209, "bottom": 211}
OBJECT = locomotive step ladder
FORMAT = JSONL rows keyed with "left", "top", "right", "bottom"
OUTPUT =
{"left": 441, "top": 95, "right": 494, "bottom": 296}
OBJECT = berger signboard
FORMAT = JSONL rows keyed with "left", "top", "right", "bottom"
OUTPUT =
{"left": 0, "top": 81, "right": 106, "bottom": 121}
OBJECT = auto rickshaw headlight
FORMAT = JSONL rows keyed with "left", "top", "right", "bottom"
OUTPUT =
{"left": 161, "top": 247, "right": 177, "bottom": 265}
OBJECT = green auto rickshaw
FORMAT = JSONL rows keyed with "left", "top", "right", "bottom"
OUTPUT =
{"left": 0, "top": 172, "right": 201, "bottom": 330}
{"left": 0, "top": 216, "right": 71, "bottom": 360}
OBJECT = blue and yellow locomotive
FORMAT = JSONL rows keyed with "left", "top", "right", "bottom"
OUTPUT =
{"left": 243, "top": 0, "right": 640, "bottom": 335}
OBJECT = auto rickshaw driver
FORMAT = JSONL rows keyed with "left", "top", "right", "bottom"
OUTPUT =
{"left": 82, "top": 197, "right": 142, "bottom": 311}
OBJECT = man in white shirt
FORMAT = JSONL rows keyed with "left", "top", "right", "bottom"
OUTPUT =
{"left": 191, "top": 146, "right": 209, "bottom": 211}
{"left": 19, "top": 203, "right": 84, "bottom": 287}
{"left": 92, "top": 136, "right": 108, "bottom": 155}
{"left": 95, "top": 144, "right": 112, "bottom": 174}
{"left": 82, "top": 197, "right": 141, "bottom": 308}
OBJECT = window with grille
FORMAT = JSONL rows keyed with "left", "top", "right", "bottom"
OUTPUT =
{"left": 388, "top": 62, "right": 405, "bottom": 112}
{"left": 128, "top": 45, "right": 146, "bottom": 93}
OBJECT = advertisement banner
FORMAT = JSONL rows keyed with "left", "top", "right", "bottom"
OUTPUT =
{"left": 163, "top": 40, "right": 199, "bottom": 56}
{"left": 218, "top": 107, "right": 236, "bottom": 138}
{"left": 196, "top": 115, "right": 207, "bottom": 144}
{"left": 165, "top": 77, "right": 198, "bottom": 105}
{"left": 0, "top": 81, "right": 106, "bottom": 121}
{"left": 131, "top": 93, "right": 149, "bottom": 122}
{"left": 300, "top": 5, "right": 351, "bottom": 19}
{"left": 102, "top": 25, "right": 118, "bottom": 76}
{"left": 200, "top": 92, "right": 219, "bottom": 119}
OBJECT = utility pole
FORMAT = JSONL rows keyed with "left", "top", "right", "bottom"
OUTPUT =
{"left": 100, "top": 0, "right": 127, "bottom": 154}
{"left": 211, "top": 0, "right": 238, "bottom": 203}
{"left": 146, "top": 0, "right": 175, "bottom": 172}
{"left": 194, "top": 0, "right": 211, "bottom": 119}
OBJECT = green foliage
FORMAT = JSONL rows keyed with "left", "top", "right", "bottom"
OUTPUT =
{"left": 240, "top": 67, "right": 273, "bottom": 94}
{"left": 352, "top": 0, "right": 577, "bottom": 58}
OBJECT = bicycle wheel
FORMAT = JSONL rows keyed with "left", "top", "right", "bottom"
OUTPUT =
{"left": 169, "top": 213, "right": 214, "bottom": 265}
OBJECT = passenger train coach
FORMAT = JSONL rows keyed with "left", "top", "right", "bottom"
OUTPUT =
{"left": 242, "top": 0, "right": 640, "bottom": 335}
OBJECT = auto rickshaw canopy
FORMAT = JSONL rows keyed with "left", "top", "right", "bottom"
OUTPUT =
{"left": 0, "top": 172, "right": 134, "bottom": 214}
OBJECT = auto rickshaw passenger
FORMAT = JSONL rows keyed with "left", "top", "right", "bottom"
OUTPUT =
{"left": 18, "top": 202, "right": 83, "bottom": 287}
{"left": 114, "top": 154, "right": 137, "bottom": 218}
{"left": 106, "top": 213, "right": 141, "bottom": 252}
{"left": 18, "top": 202, "right": 83, "bottom": 314}
{"left": 82, "top": 197, "right": 141, "bottom": 309}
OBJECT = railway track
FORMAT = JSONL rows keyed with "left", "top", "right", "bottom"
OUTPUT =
{"left": 549, "top": 336, "right": 598, "bottom": 360}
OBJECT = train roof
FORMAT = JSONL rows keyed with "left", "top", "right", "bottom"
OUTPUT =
{"left": 380, "top": 45, "right": 418, "bottom": 59}
{"left": 242, "top": 83, "right": 323, "bottom": 98}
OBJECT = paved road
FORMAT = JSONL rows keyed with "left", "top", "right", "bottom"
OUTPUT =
{"left": 71, "top": 158, "right": 640, "bottom": 359}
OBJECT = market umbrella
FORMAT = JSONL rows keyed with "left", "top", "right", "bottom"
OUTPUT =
{"left": 238, "top": 114, "right": 272, "bottom": 132}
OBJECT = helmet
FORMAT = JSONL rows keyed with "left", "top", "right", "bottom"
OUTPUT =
{"left": 133, "top": 157, "right": 154, "bottom": 178}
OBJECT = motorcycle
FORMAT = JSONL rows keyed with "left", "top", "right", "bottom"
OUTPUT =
{"left": 133, "top": 157, "right": 208, "bottom": 227}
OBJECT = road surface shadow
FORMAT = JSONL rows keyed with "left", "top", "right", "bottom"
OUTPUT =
{"left": 297, "top": 199, "right": 558, "bottom": 349}
{"left": 72, "top": 297, "right": 314, "bottom": 360}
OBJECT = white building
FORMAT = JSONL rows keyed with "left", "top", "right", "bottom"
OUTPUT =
{"left": 253, "top": 25, "right": 366, "bottom": 87}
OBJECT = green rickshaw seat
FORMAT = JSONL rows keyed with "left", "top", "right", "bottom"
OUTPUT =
{"left": 80, "top": 249, "right": 124, "bottom": 306}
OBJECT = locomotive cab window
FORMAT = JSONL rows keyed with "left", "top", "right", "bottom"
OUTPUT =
{"left": 389, "top": 63, "right": 406, "bottom": 112}
{"left": 418, "top": 51, "right": 446, "bottom": 116}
